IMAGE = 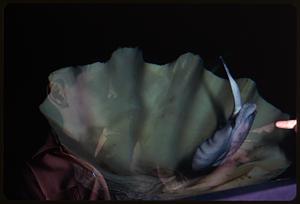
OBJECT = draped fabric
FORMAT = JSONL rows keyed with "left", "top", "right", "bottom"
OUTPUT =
{"left": 21, "top": 134, "right": 111, "bottom": 200}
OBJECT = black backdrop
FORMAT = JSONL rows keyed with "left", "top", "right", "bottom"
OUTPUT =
{"left": 4, "top": 4, "right": 296, "bottom": 199}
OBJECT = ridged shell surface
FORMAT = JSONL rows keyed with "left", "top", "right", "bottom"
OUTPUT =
{"left": 40, "top": 48, "right": 291, "bottom": 199}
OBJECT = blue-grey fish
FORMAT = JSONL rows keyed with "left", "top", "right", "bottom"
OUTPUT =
{"left": 192, "top": 57, "right": 257, "bottom": 171}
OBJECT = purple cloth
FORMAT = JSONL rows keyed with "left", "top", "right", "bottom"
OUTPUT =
{"left": 184, "top": 179, "right": 296, "bottom": 201}
{"left": 218, "top": 183, "right": 296, "bottom": 201}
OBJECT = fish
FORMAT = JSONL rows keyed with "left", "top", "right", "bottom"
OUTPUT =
{"left": 192, "top": 56, "right": 257, "bottom": 171}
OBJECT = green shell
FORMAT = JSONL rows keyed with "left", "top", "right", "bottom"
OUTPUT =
{"left": 40, "top": 48, "right": 291, "bottom": 199}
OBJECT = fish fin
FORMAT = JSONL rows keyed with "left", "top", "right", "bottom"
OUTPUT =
{"left": 219, "top": 56, "right": 242, "bottom": 116}
{"left": 192, "top": 123, "right": 233, "bottom": 171}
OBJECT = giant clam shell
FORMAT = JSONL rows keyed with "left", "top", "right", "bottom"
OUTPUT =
{"left": 40, "top": 48, "right": 290, "bottom": 199}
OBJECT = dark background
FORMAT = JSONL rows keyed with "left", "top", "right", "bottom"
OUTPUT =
{"left": 4, "top": 4, "right": 296, "bottom": 199}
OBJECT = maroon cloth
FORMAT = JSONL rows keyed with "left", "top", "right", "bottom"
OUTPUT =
{"left": 21, "top": 134, "right": 111, "bottom": 200}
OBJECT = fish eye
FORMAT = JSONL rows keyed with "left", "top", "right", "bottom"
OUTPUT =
{"left": 246, "top": 112, "right": 256, "bottom": 123}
